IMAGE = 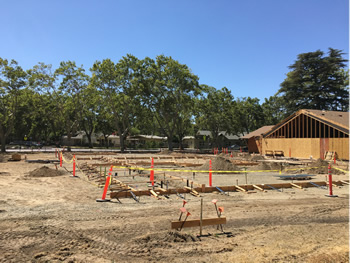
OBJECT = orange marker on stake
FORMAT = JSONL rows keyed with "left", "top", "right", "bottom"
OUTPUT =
{"left": 72, "top": 155, "right": 76, "bottom": 177}
{"left": 209, "top": 160, "right": 212, "bottom": 187}
{"left": 326, "top": 164, "right": 338, "bottom": 198}
{"left": 150, "top": 158, "right": 154, "bottom": 186}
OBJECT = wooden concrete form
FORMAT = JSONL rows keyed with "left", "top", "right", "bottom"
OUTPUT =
{"left": 109, "top": 180, "right": 349, "bottom": 199}
{"left": 92, "top": 161, "right": 204, "bottom": 168}
{"left": 171, "top": 217, "right": 226, "bottom": 229}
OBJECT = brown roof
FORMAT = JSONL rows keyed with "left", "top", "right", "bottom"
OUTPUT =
{"left": 303, "top": 109, "right": 349, "bottom": 130}
{"left": 241, "top": 125, "right": 274, "bottom": 139}
{"left": 263, "top": 109, "right": 349, "bottom": 137}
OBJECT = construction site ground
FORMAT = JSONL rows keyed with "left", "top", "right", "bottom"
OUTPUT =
{"left": 0, "top": 151, "right": 349, "bottom": 263}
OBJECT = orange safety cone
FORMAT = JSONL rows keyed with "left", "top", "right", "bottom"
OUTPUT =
{"left": 71, "top": 154, "right": 78, "bottom": 178}
{"left": 230, "top": 151, "right": 233, "bottom": 158}
{"left": 96, "top": 165, "right": 113, "bottom": 202}
{"left": 326, "top": 164, "right": 338, "bottom": 197}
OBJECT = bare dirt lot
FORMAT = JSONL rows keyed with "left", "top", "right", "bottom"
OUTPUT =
{"left": 0, "top": 152, "right": 349, "bottom": 263}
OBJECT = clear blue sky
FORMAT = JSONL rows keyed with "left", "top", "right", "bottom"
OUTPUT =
{"left": 1, "top": 0, "right": 348, "bottom": 102}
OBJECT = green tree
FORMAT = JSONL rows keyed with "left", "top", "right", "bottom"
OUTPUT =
{"left": 91, "top": 55, "right": 140, "bottom": 152}
{"left": 235, "top": 97, "right": 264, "bottom": 134}
{"left": 95, "top": 106, "right": 115, "bottom": 148}
{"left": 79, "top": 84, "right": 99, "bottom": 148}
{"left": 261, "top": 95, "right": 286, "bottom": 125}
{"left": 195, "top": 86, "right": 236, "bottom": 148}
{"left": 278, "top": 48, "right": 349, "bottom": 115}
{"left": 0, "top": 58, "right": 27, "bottom": 152}
{"left": 140, "top": 55, "right": 200, "bottom": 151}
{"left": 27, "top": 63, "right": 63, "bottom": 143}
{"left": 55, "top": 61, "right": 89, "bottom": 150}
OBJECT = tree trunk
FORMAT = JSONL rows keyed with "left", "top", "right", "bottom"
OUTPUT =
{"left": 0, "top": 132, "right": 6, "bottom": 153}
{"left": 178, "top": 136, "right": 184, "bottom": 150}
{"left": 103, "top": 135, "right": 109, "bottom": 149}
{"left": 119, "top": 136, "right": 125, "bottom": 153}
{"left": 86, "top": 134, "right": 93, "bottom": 148}
{"left": 67, "top": 133, "right": 72, "bottom": 152}
{"left": 167, "top": 135, "right": 173, "bottom": 151}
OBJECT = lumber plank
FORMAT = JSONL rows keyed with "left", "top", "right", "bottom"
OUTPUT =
{"left": 290, "top": 183, "right": 303, "bottom": 189}
{"left": 252, "top": 184, "right": 264, "bottom": 191}
{"left": 150, "top": 190, "right": 158, "bottom": 197}
{"left": 110, "top": 181, "right": 344, "bottom": 199}
{"left": 235, "top": 185, "right": 247, "bottom": 192}
{"left": 341, "top": 180, "right": 350, "bottom": 185}
{"left": 171, "top": 217, "right": 226, "bottom": 229}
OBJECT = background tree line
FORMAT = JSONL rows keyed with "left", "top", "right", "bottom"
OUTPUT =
{"left": 0, "top": 48, "right": 348, "bottom": 152}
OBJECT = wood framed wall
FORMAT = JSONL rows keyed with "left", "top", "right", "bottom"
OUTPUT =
{"left": 265, "top": 113, "right": 348, "bottom": 139}
{"left": 261, "top": 112, "right": 349, "bottom": 160}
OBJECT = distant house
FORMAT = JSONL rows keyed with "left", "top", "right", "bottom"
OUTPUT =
{"left": 127, "top": 135, "right": 168, "bottom": 148}
{"left": 183, "top": 130, "right": 245, "bottom": 149}
{"left": 218, "top": 131, "right": 243, "bottom": 148}
{"left": 61, "top": 131, "right": 99, "bottom": 146}
{"left": 241, "top": 126, "right": 274, "bottom": 153}
{"left": 260, "top": 109, "right": 349, "bottom": 160}
{"left": 97, "top": 135, "right": 120, "bottom": 147}
{"left": 182, "top": 136, "right": 196, "bottom": 149}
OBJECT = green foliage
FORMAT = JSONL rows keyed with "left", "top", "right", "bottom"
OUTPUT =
{"left": 278, "top": 48, "right": 349, "bottom": 115}
{"left": 0, "top": 58, "right": 27, "bottom": 151}
{"left": 235, "top": 97, "right": 264, "bottom": 134}
{"left": 139, "top": 55, "right": 200, "bottom": 150}
{"left": 261, "top": 95, "right": 286, "bottom": 125}
{"left": 1, "top": 49, "right": 348, "bottom": 151}
{"left": 91, "top": 55, "right": 141, "bottom": 151}
{"left": 195, "top": 86, "right": 236, "bottom": 146}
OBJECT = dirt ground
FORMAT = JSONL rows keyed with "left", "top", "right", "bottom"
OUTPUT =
{"left": 0, "top": 152, "right": 349, "bottom": 263}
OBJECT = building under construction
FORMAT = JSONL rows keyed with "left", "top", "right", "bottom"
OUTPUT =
{"left": 245, "top": 109, "right": 349, "bottom": 160}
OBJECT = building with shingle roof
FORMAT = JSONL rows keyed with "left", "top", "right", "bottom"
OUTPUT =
{"left": 260, "top": 109, "right": 349, "bottom": 160}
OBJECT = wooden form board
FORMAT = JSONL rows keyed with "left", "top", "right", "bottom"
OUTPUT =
{"left": 109, "top": 180, "right": 349, "bottom": 199}
{"left": 171, "top": 217, "right": 226, "bottom": 229}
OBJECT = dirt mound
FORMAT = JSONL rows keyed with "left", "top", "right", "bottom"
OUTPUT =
{"left": 286, "top": 158, "right": 344, "bottom": 175}
{"left": 63, "top": 153, "right": 74, "bottom": 160}
{"left": 247, "top": 162, "right": 272, "bottom": 171}
{"left": 199, "top": 156, "right": 241, "bottom": 172}
{"left": 0, "top": 154, "right": 11, "bottom": 163}
{"left": 26, "top": 166, "right": 66, "bottom": 177}
{"left": 312, "top": 158, "right": 329, "bottom": 167}
{"left": 250, "top": 155, "right": 265, "bottom": 161}
{"left": 159, "top": 149, "right": 173, "bottom": 155}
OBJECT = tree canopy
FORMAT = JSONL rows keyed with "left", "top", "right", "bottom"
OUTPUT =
{"left": 0, "top": 48, "right": 347, "bottom": 152}
{"left": 278, "top": 48, "right": 349, "bottom": 116}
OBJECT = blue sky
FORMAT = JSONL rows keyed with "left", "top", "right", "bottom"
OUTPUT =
{"left": 1, "top": 0, "right": 348, "bottom": 102}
